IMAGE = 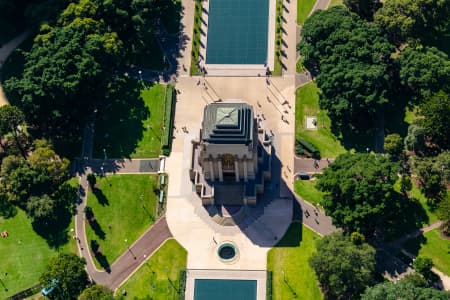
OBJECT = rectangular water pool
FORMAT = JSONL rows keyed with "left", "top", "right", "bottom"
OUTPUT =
{"left": 205, "top": 0, "right": 269, "bottom": 65}
{"left": 194, "top": 279, "right": 257, "bottom": 300}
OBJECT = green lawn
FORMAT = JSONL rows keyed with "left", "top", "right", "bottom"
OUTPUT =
{"left": 0, "top": 210, "right": 76, "bottom": 299}
{"left": 393, "top": 179, "right": 438, "bottom": 224}
{"left": 404, "top": 229, "right": 450, "bottom": 275}
{"left": 328, "top": 0, "right": 343, "bottom": 7}
{"left": 86, "top": 174, "right": 158, "bottom": 270}
{"left": 297, "top": 0, "right": 317, "bottom": 25}
{"left": 296, "top": 57, "right": 305, "bottom": 73}
{"left": 190, "top": 1, "right": 203, "bottom": 75}
{"left": 294, "top": 180, "right": 324, "bottom": 205}
{"left": 119, "top": 239, "right": 187, "bottom": 299}
{"left": 93, "top": 83, "right": 166, "bottom": 159}
{"left": 295, "top": 82, "right": 345, "bottom": 158}
{"left": 267, "top": 223, "right": 323, "bottom": 300}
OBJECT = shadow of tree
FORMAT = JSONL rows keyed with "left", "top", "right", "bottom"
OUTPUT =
{"left": 273, "top": 222, "right": 303, "bottom": 247}
{"left": 403, "top": 234, "right": 427, "bottom": 256}
{"left": 384, "top": 194, "right": 429, "bottom": 241}
{"left": 92, "top": 187, "right": 109, "bottom": 206}
{"left": 90, "top": 240, "right": 111, "bottom": 273}
{"left": 32, "top": 207, "right": 72, "bottom": 249}
{"left": 88, "top": 218, "right": 106, "bottom": 240}
{"left": 93, "top": 78, "right": 149, "bottom": 158}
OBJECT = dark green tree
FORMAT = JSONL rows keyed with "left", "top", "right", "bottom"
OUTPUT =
{"left": 398, "top": 47, "right": 450, "bottom": 102}
{"left": 40, "top": 253, "right": 89, "bottom": 300}
{"left": 26, "top": 194, "right": 57, "bottom": 224}
{"left": 418, "top": 92, "right": 450, "bottom": 150}
{"left": 361, "top": 278, "right": 450, "bottom": 299}
{"left": 404, "top": 124, "right": 426, "bottom": 153}
{"left": 309, "top": 232, "right": 376, "bottom": 300}
{"left": 299, "top": 6, "right": 395, "bottom": 146}
{"left": 374, "top": 0, "right": 450, "bottom": 46}
{"left": 344, "top": 0, "right": 381, "bottom": 20}
{"left": 412, "top": 152, "right": 449, "bottom": 204}
{"left": 78, "top": 284, "right": 113, "bottom": 300}
{"left": 384, "top": 133, "right": 403, "bottom": 157}
{"left": 414, "top": 256, "right": 434, "bottom": 279}
{"left": 0, "top": 105, "right": 28, "bottom": 158}
{"left": 316, "top": 153, "right": 400, "bottom": 236}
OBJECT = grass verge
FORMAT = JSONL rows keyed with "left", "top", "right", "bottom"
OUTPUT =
{"left": 268, "top": 223, "right": 323, "bottom": 300}
{"left": 297, "top": 0, "right": 317, "bottom": 25}
{"left": 404, "top": 229, "right": 450, "bottom": 275}
{"left": 86, "top": 174, "right": 158, "bottom": 270}
{"left": 294, "top": 180, "right": 324, "bottom": 205}
{"left": 190, "top": 1, "right": 203, "bottom": 75}
{"left": 93, "top": 83, "right": 166, "bottom": 159}
{"left": 118, "top": 239, "right": 187, "bottom": 298}
{"left": 273, "top": 0, "right": 284, "bottom": 76}
{"left": 0, "top": 178, "right": 77, "bottom": 300}
{"left": 295, "top": 82, "right": 345, "bottom": 158}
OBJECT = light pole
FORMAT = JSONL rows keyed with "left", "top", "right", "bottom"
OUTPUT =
{"left": 124, "top": 239, "right": 136, "bottom": 259}
{"left": 103, "top": 148, "right": 107, "bottom": 160}
{"left": 138, "top": 70, "right": 143, "bottom": 82}
{"left": 366, "top": 147, "right": 370, "bottom": 153}
{"left": 101, "top": 166, "right": 104, "bottom": 177}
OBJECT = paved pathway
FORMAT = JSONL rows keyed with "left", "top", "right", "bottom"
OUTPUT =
{"left": 0, "top": 31, "right": 31, "bottom": 106}
{"left": 294, "top": 157, "right": 334, "bottom": 174}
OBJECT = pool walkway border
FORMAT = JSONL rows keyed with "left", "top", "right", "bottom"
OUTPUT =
{"left": 185, "top": 269, "right": 266, "bottom": 300}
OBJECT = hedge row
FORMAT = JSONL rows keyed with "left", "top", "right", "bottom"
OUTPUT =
{"left": 161, "top": 85, "right": 176, "bottom": 156}
{"left": 296, "top": 138, "right": 320, "bottom": 159}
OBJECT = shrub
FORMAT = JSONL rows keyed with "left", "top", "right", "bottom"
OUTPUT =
{"left": 296, "top": 138, "right": 320, "bottom": 158}
{"left": 161, "top": 85, "right": 176, "bottom": 156}
{"left": 295, "top": 141, "right": 304, "bottom": 155}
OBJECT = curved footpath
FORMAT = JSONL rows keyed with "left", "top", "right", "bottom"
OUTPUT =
{"left": 75, "top": 161, "right": 172, "bottom": 291}
{"left": 0, "top": 31, "right": 31, "bottom": 106}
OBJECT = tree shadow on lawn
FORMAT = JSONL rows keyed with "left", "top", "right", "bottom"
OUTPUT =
{"left": 273, "top": 222, "right": 303, "bottom": 247}
{"left": 32, "top": 208, "right": 72, "bottom": 249}
{"left": 90, "top": 239, "right": 111, "bottom": 272}
{"left": 94, "top": 78, "right": 149, "bottom": 158}
{"left": 383, "top": 194, "right": 429, "bottom": 241}
{"left": 403, "top": 234, "right": 427, "bottom": 256}
{"left": 88, "top": 218, "right": 106, "bottom": 240}
{"left": 92, "top": 187, "right": 109, "bottom": 206}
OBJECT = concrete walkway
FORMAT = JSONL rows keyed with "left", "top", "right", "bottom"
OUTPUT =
{"left": 0, "top": 31, "right": 31, "bottom": 106}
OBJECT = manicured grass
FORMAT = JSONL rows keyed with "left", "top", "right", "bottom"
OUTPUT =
{"left": 133, "top": 84, "right": 166, "bottom": 158}
{"left": 328, "top": 0, "right": 343, "bottom": 7}
{"left": 0, "top": 210, "right": 77, "bottom": 299}
{"left": 393, "top": 179, "right": 438, "bottom": 224}
{"left": 273, "top": 0, "right": 284, "bottom": 76}
{"left": 86, "top": 174, "right": 158, "bottom": 269}
{"left": 93, "top": 83, "right": 166, "bottom": 159}
{"left": 268, "top": 223, "right": 323, "bottom": 300}
{"left": 119, "top": 239, "right": 187, "bottom": 299}
{"left": 295, "top": 82, "right": 345, "bottom": 158}
{"left": 297, "top": 0, "right": 317, "bottom": 25}
{"left": 404, "top": 229, "right": 450, "bottom": 275}
{"left": 296, "top": 57, "right": 305, "bottom": 73}
{"left": 190, "top": 1, "right": 203, "bottom": 75}
{"left": 294, "top": 180, "right": 324, "bottom": 205}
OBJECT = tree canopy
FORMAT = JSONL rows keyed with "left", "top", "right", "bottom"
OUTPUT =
{"left": 316, "top": 153, "right": 400, "bottom": 236}
{"left": 298, "top": 6, "right": 394, "bottom": 142}
{"left": 417, "top": 92, "right": 450, "bottom": 150}
{"left": 361, "top": 277, "right": 450, "bottom": 300}
{"left": 398, "top": 47, "right": 450, "bottom": 102}
{"left": 40, "top": 253, "right": 89, "bottom": 299}
{"left": 77, "top": 284, "right": 113, "bottom": 300}
{"left": 309, "top": 232, "right": 376, "bottom": 300}
{"left": 374, "top": 0, "right": 450, "bottom": 46}
{"left": 344, "top": 0, "right": 381, "bottom": 21}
